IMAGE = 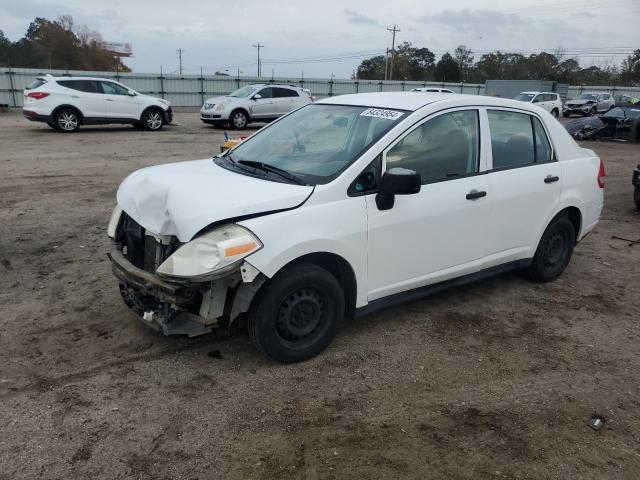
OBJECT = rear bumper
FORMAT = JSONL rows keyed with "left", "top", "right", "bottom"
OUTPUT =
{"left": 23, "top": 110, "right": 51, "bottom": 122}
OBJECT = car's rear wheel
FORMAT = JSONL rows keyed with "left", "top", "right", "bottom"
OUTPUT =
{"left": 230, "top": 109, "right": 249, "bottom": 130}
{"left": 527, "top": 214, "right": 575, "bottom": 282}
{"left": 551, "top": 108, "right": 559, "bottom": 118}
{"left": 142, "top": 109, "right": 164, "bottom": 131}
{"left": 247, "top": 263, "right": 344, "bottom": 363}
{"left": 54, "top": 108, "right": 80, "bottom": 132}
{"left": 634, "top": 185, "right": 640, "bottom": 210}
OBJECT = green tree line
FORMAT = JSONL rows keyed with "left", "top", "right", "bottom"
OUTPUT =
{"left": 0, "top": 16, "right": 129, "bottom": 71}
{"left": 356, "top": 43, "right": 640, "bottom": 86}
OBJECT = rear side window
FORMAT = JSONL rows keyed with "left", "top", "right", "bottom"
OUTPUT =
{"left": 257, "top": 87, "right": 274, "bottom": 98}
{"left": 100, "top": 81, "right": 130, "bottom": 95}
{"left": 488, "top": 110, "right": 553, "bottom": 169}
{"left": 273, "top": 87, "right": 299, "bottom": 98}
{"left": 386, "top": 110, "right": 480, "bottom": 184}
{"left": 26, "top": 79, "right": 47, "bottom": 90}
{"left": 57, "top": 80, "right": 100, "bottom": 93}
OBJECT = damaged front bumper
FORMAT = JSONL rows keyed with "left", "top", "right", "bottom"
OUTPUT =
{"left": 109, "top": 248, "right": 264, "bottom": 337}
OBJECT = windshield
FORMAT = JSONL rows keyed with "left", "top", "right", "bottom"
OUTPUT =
{"left": 578, "top": 93, "right": 598, "bottom": 100}
{"left": 514, "top": 93, "right": 535, "bottom": 101}
{"left": 223, "top": 104, "right": 406, "bottom": 185}
{"left": 229, "top": 86, "right": 259, "bottom": 98}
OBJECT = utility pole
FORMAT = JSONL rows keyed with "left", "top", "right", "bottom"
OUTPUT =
{"left": 386, "top": 25, "right": 400, "bottom": 80}
{"left": 384, "top": 48, "right": 389, "bottom": 80}
{"left": 253, "top": 43, "right": 264, "bottom": 77}
{"left": 177, "top": 48, "right": 184, "bottom": 75}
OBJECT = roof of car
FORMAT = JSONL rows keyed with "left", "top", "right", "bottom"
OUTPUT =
{"left": 317, "top": 92, "right": 545, "bottom": 112}
{"left": 249, "top": 83, "right": 300, "bottom": 89}
{"left": 47, "top": 76, "right": 120, "bottom": 82}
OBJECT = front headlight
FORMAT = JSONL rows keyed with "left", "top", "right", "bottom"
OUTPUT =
{"left": 107, "top": 205, "right": 123, "bottom": 239}
{"left": 156, "top": 224, "right": 262, "bottom": 280}
{"left": 214, "top": 103, "right": 225, "bottom": 111}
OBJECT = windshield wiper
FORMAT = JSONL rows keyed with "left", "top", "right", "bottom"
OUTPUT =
{"left": 237, "top": 160, "right": 307, "bottom": 185}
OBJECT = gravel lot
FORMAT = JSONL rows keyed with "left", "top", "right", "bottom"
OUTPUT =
{"left": 1, "top": 108, "right": 639, "bottom": 480}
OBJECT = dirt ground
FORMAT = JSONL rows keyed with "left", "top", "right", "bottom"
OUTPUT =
{"left": 0, "top": 108, "right": 639, "bottom": 480}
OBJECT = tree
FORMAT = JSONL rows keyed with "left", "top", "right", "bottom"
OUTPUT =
{"left": 619, "top": 49, "right": 640, "bottom": 84}
{"left": 356, "top": 55, "right": 386, "bottom": 80}
{"left": 453, "top": 45, "right": 473, "bottom": 81}
{"left": 435, "top": 53, "right": 461, "bottom": 82}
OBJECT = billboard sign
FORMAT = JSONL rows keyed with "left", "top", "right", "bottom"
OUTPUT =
{"left": 104, "top": 42, "right": 133, "bottom": 57}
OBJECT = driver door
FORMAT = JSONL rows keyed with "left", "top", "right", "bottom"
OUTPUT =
{"left": 249, "top": 87, "right": 277, "bottom": 119}
{"left": 99, "top": 81, "right": 141, "bottom": 119}
{"left": 364, "top": 108, "right": 491, "bottom": 301}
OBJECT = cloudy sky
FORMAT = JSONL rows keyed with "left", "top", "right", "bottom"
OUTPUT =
{"left": 2, "top": 0, "right": 638, "bottom": 78}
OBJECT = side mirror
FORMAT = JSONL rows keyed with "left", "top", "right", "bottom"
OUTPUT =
{"left": 252, "top": 94, "right": 262, "bottom": 100}
{"left": 127, "top": 90, "right": 137, "bottom": 96}
{"left": 375, "top": 167, "right": 421, "bottom": 210}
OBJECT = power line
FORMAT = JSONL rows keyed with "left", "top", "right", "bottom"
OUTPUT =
{"left": 252, "top": 43, "right": 264, "bottom": 77}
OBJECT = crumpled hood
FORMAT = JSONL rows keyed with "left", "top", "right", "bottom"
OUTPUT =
{"left": 567, "top": 99, "right": 594, "bottom": 106}
{"left": 117, "top": 159, "right": 313, "bottom": 241}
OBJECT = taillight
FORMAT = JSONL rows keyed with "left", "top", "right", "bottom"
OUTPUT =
{"left": 597, "top": 158, "right": 605, "bottom": 188}
{"left": 27, "top": 92, "right": 49, "bottom": 100}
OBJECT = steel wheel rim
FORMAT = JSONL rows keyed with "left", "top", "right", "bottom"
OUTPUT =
{"left": 58, "top": 112, "right": 78, "bottom": 130}
{"left": 147, "top": 112, "right": 162, "bottom": 129}
{"left": 542, "top": 230, "right": 567, "bottom": 267}
{"left": 274, "top": 287, "right": 327, "bottom": 350}
{"left": 233, "top": 113, "right": 246, "bottom": 128}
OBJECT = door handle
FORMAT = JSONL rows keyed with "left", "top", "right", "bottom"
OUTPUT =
{"left": 544, "top": 175, "right": 559, "bottom": 184}
{"left": 70, "top": 95, "right": 79, "bottom": 98}
{"left": 466, "top": 190, "right": 487, "bottom": 200}
{"left": 106, "top": 98, "right": 114, "bottom": 102}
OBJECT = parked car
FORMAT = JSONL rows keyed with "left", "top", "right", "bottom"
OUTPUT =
{"left": 613, "top": 94, "right": 639, "bottom": 107}
{"left": 633, "top": 163, "right": 640, "bottom": 210}
{"left": 200, "top": 84, "right": 313, "bottom": 129}
{"left": 565, "top": 106, "right": 640, "bottom": 142}
{"left": 22, "top": 75, "right": 172, "bottom": 132}
{"left": 563, "top": 92, "right": 615, "bottom": 117}
{"left": 411, "top": 87, "right": 454, "bottom": 93}
{"left": 514, "top": 91, "right": 563, "bottom": 117}
{"left": 108, "top": 92, "right": 604, "bottom": 363}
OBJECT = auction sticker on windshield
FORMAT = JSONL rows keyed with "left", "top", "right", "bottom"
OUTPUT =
{"left": 360, "top": 108, "right": 405, "bottom": 120}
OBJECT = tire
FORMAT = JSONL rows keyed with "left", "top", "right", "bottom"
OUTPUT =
{"left": 54, "top": 108, "right": 80, "bottom": 132}
{"left": 551, "top": 108, "right": 559, "bottom": 118}
{"left": 527, "top": 214, "right": 576, "bottom": 282}
{"left": 634, "top": 185, "right": 640, "bottom": 211}
{"left": 142, "top": 109, "right": 164, "bottom": 131}
{"left": 590, "top": 106, "right": 597, "bottom": 116}
{"left": 247, "top": 263, "right": 345, "bottom": 363}
{"left": 230, "top": 109, "right": 249, "bottom": 130}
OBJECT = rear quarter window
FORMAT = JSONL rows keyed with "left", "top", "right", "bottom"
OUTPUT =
{"left": 26, "top": 79, "right": 47, "bottom": 90}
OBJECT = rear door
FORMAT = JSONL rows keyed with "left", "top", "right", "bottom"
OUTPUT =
{"left": 56, "top": 80, "right": 106, "bottom": 118}
{"left": 485, "top": 109, "right": 561, "bottom": 266}
{"left": 273, "top": 87, "right": 299, "bottom": 115}
{"left": 99, "top": 81, "right": 141, "bottom": 119}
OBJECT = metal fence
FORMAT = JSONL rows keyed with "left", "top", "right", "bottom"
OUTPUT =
{"left": 1, "top": 67, "right": 639, "bottom": 108}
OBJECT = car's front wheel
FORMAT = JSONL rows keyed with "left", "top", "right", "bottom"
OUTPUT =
{"left": 230, "top": 109, "right": 249, "bottom": 130}
{"left": 142, "top": 109, "right": 164, "bottom": 131}
{"left": 54, "top": 108, "right": 80, "bottom": 132}
{"left": 248, "top": 263, "right": 345, "bottom": 363}
{"left": 634, "top": 185, "right": 640, "bottom": 210}
{"left": 527, "top": 214, "right": 575, "bottom": 282}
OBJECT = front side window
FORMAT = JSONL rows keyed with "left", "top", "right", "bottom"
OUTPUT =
{"left": 100, "top": 81, "right": 129, "bottom": 95}
{"left": 257, "top": 87, "right": 273, "bottom": 99}
{"left": 386, "top": 110, "right": 480, "bottom": 184}
{"left": 515, "top": 93, "right": 535, "bottom": 102}
{"left": 488, "top": 110, "right": 553, "bottom": 169}
{"left": 228, "top": 85, "right": 258, "bottom": 98}
{"left": 220, "top": 104, "right": 405, "bottom": 185}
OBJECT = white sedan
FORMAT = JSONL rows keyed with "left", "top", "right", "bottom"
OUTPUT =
{"left": 109, "top": 92, "right": 604, "bottom": 362}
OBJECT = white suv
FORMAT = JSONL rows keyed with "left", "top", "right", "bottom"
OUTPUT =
{"left": 108, "top": 92, "right": 604, "bottom": 363}
{"left": 514, "top": 91, "right": 563, "bottom": 117}
{"left": 200, "top": 84, "right": 313, "bottom": 129}
{"left": 23, "top": 75, "right": 172, "bottom": 132}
